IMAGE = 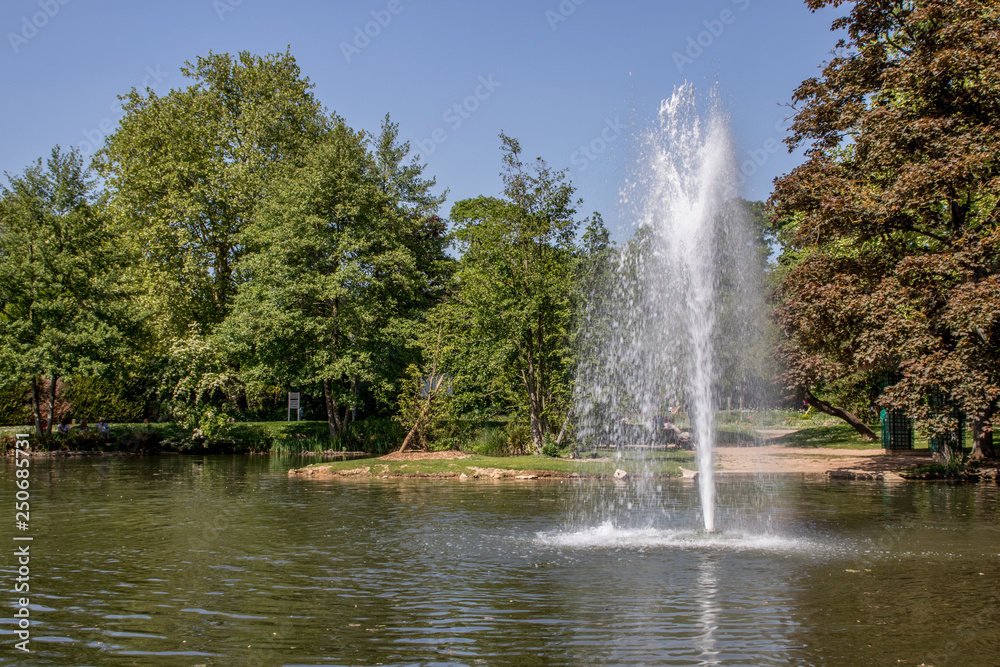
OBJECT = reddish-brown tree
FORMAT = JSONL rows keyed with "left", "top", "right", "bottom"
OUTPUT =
{"left": 770, "top": 0, "right": 1000, "bottom": 458}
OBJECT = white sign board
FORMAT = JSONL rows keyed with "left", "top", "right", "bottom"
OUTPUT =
{"left": 288, "top": 392, "right": 300, "bottom": 421}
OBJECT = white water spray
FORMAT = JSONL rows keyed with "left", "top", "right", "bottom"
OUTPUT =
{"left": 644, "top": 86, "right": 734, "bottom": 531}
{"left": 575, "top": 84, "right": 752, "bottom": 533}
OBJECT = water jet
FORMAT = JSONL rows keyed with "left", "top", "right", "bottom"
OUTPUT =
{"left": 575, "top": 84, "right": 762, "bottom": 533}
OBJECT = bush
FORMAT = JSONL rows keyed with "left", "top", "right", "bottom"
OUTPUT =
{"left": 469, "top": 426, "right": 510, "bottom": 456}
{"left": 541, "top": 440, "right": 560, "bottom": 457}
{"left": 0, "top": 384, "right": 33, "bottom": 426}
{"left": 0, "top": 434, "right": 19, "bottom": 455}
{"left": 116, "top": 429, "right": 163, "bottom": 453}
{"left": 58, "top": 430, "right": 109, "bottom": 452}
{"left": 62, "top": 376, "right": 151, "bottom": 424}
{"left": 470, "top": 422, "right": 533, "bottom": 457}
{"left": 331, "top": 418, "right": 407, "bottom": 456}
{"left": 506, "top": 423, "right": 532, "bottom": 455}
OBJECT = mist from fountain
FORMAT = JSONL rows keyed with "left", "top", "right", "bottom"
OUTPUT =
{"left": 574, "top": 84, "right": 762, "bottom": 533}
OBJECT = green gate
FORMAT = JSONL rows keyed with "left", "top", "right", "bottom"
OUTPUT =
{"left": 879, "top": 373, "right": 913, "bottom": 450}
{"left": 880, "top": 408, "right": 914, "bottom": 450}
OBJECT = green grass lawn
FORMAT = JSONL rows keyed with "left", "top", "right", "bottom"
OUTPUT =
{"left": 300, "top": 450, "right": 695, "bottom": 478}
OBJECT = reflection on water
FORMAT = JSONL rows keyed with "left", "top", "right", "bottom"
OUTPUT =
{"left": 695, "top": 557, "right": 719, "bottom": 667}
{"left": 0, "top": 456, "right": 998, "bottom": 666}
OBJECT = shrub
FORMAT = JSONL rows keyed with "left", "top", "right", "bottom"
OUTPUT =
{"left": 469, "top": 422, "right": 534, "bottom": 457}
{"left": 61, "top": 376, "right": 151, "bottom": 424}
{"left": 116, "top": 429, "right": 163, "bottom": 453}
{"left": 469, "top": 426, "right": 510, "bottom": 456}
{"left": 59, "top": 430, "right": 109, "bottom": 452}
{"left": 331, "top": 418, "right": 407, "bottom": 456}
{"left": 0, "top": 384, "right": 32, "bottom": 426}
{"left": 506, "top": 423, "right": 532, "bottom": 455}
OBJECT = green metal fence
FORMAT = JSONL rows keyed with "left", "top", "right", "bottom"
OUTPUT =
{"left": 880, "top": 408, "right": 914, "bottom": 450}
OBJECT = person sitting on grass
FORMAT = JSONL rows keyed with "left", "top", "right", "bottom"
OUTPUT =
{"left": 57, "top": 417, "right": 70, "bottom": 435}
{"left": 97, "top": 418, "right": 110, "bottom": 439}
{"left": 76, "top": 419, "right": 90, "bottom": 432}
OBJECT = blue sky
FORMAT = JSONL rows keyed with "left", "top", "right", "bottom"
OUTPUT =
{"left": 2, "top": 0, "right": 846, "bottom": 238}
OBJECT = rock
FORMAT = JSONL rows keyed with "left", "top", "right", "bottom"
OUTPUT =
{"left": 459, "top": 473, "right": 469, "bottom": 481}
{"left": 515, "top": 474, "right": 538, "bottom": 480}
{"left": 613, "top": 468, "right": 629, "bottom": 481}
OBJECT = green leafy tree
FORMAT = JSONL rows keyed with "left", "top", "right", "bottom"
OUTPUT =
{"left": 97, "top": 49, "right": 327, "bottom": 340}
{"left": 451, "top": 134, "right": 582, "bottom": 453}
{"left": 771, "top": 0, "right": 1000, "bottom": 456}
{"left": 366, "top": 115, "right": 454, "bottom": 412}
{"left": 229, "top": 120, "right": 441, "bottom": 438}
{"left": 0, "top": 147, "right": 135, "bottom": 438}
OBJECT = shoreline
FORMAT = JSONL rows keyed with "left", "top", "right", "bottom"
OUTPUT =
{"left": 285, "top": 446, "right": 987, "bottom": 482}
{"left": 7, "top": 444, "right": 996, "bottom": 482}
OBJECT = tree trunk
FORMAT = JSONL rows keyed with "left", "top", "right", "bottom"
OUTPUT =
{"left": 30, "top": 378, "right": 43, "bottom": 440}
{"left": 970, "top": 412, "right": 996, "bottom": 461}
{"left": 523, "top": 366, "right": 544, "bottom": 454}
{"left": 349, "top": 375, "right": 357, "bottom": 426}
{"left": 528, "top": 401, "right": 544, "bottom": 454}
{"left": 398, "top": 375, "right": 445, "bottom": 454}
{"left": 46, "top": 374, "right": 57, "bottom": 437}
{"left": 804, "top": 389, "right": 877, "bottom": 441}
{"left": 323, "top": 380, "right": 343, "bottom": 440}
{"left": 517, "top": 339, "right": 545, "bottom": 454}
{"left": 555, "top": 407, "right": 573, "bottom": 446}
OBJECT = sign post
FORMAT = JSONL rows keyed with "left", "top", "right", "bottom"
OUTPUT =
{"left": 288, "top": 392, "right": 300, "bottom": 422}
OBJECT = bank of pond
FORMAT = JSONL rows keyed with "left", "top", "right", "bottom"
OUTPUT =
{"left": 1, "top": 418, "right": 996, "bottom": 482}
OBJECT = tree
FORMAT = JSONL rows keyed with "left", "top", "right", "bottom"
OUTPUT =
{"left": 770, "top": 0, "right": 1000, "bottom": 456}
{"left": 0, "top": 147, "right": 135, "bottom": 438}
{"left": 451, "top": 134, "right": 582, "bottom": 453}
{"left": 97, "top": 49, "right": 327, "bottom": 340}
{"left": 366, "top": 115, "right": 454, "bottom": 412}
{"left": 228, "top": 120, "right": 439, "bottom": 439}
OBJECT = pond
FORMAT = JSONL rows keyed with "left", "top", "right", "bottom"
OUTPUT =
{"left": 1, "top": 455, "right": 998, "bottom": 666}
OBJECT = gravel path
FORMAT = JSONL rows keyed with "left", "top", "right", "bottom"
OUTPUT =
{"left": 715, "top": 444, "right": 933, "bottom": 475}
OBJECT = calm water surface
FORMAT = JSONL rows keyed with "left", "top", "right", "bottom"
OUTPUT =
{"left": 1, "top": 455, "right": 998, "bottom": 666}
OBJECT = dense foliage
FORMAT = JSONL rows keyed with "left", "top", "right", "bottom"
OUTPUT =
{"left": 770, "top": 0, "right": 1000, "bottom": 457}
{"left": 0, "top": 147, "right": 137, "bottom": 437}
{"left": 2, "top": 25, "right": 995, "bottom": 464}
{"left": 450, "top": 134, "right": 587, "bottom": 453}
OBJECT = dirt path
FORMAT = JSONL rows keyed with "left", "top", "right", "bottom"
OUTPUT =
{"left": 715, "top": 444, "right": 932, "bottom": 476}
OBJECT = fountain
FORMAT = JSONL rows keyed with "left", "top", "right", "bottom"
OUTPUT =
{"left": 574, "top": 84, "right": 761, "bottom": 533}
